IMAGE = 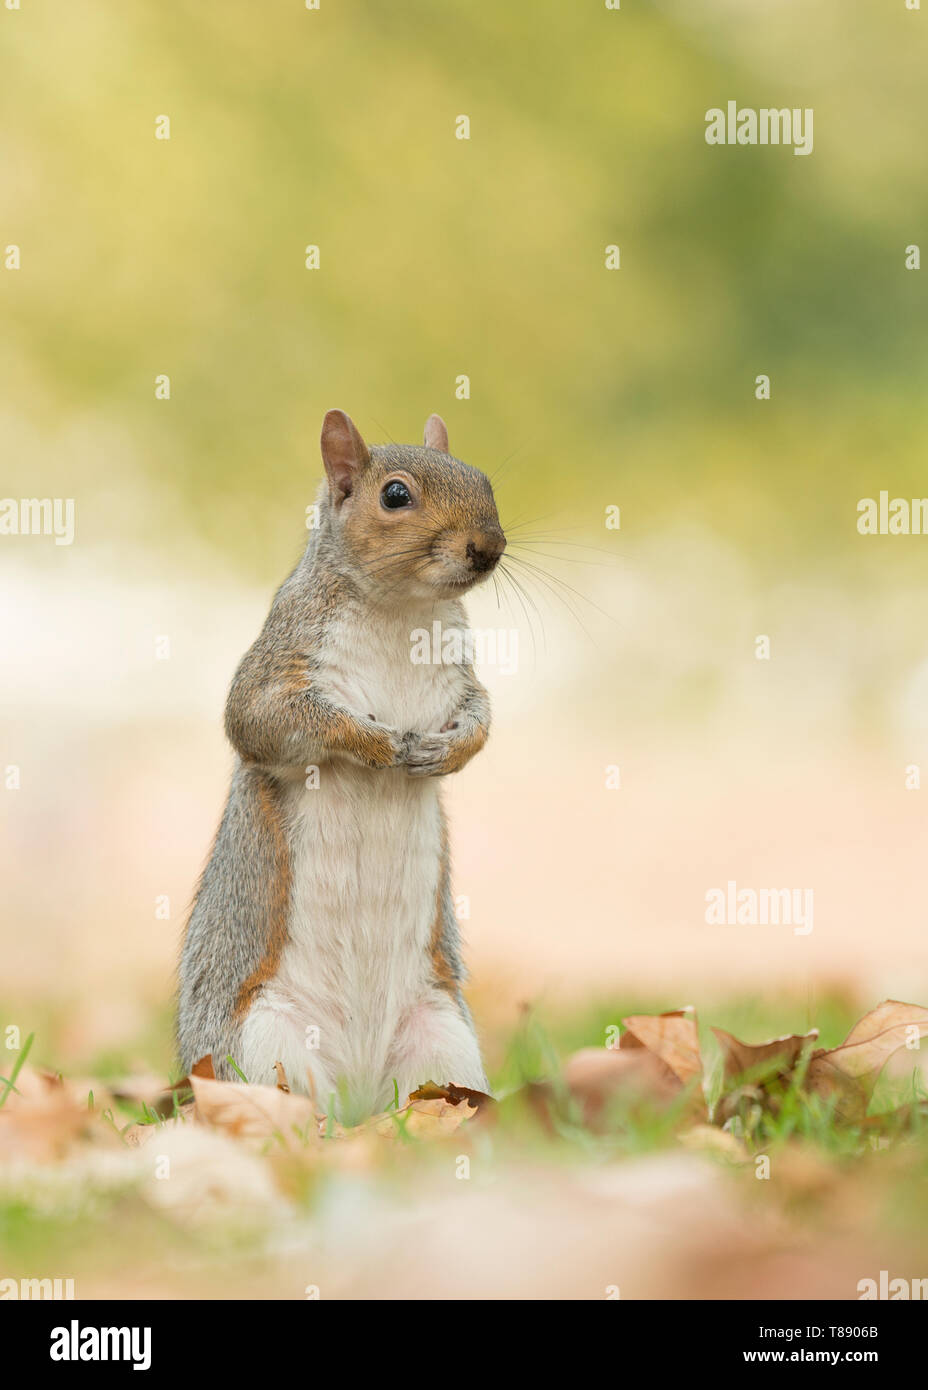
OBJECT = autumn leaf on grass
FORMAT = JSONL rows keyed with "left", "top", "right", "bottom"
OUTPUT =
{"left": 35, "top": 1068, "right": 121, "bottom": 1114}
{"left": 356, "top": 1080, "right": 494, "bottom": 1141}
{"left": 712, "top": 1027, "right": 819, "bottom": 1127}
{"left": 373, "top": 1094, "right": 479, "bottom": 1140}
{"left": 0, "top": 1065, "right": 96, "bottom": 1160}
{"left": 621, "top": 1008, "right": 703, "bottom": 1087}
{"left": 563, "top": 1049, "right": 687, "bottom": 1130}
{"left": 564, "top": 1009, "right": 707, "bottom": 1131}
{"left": 407, "top": 1081, "right": 495, "bottom": 1113}
{"left": 134, "top": 1054, "right": 216, "bottom": 1119}
{"left": 140, "top": 1123, "right": 291, "bottom": 1226}
{"left": 190, "top": 1074, "right": 319, "bottom": 1148}
{"left": 103, "top": 1073, "right": 199, "bottom": 1121}
{"left": 123, "top": 1107, "right": 197, "bottom": 1147}
{"left": 806, "top": 1000, "right": 928, "bottom": 1124}
{"left": 108, "top": 1057, "right": 214, "bottom": 1128}
{"left": 712, "top": 1028, "right": 819, "bottom": 1087}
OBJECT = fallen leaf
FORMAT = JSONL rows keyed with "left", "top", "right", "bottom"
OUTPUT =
{"left": 122, "top": 1106, "right": 195, "bottom": 1147}
{"left": 138, "top": 1123, "right": 291, "bottom": 1226}
{"left": 105, "top": 1074, "right": 194, "bottom": 1119}
{"left": 712, "top": 1027, "right": 819, "bottom": 1128}
{"left": 190, "top": 1074, "right": 319, "bottom": 1147}
{"left": 407, "top": 1080, "right": 495, "bottom": 1112}
{"left": 711, "top": 1027, "right": 819, "bottom": 1088}
{"left": 563, "top": 1046, "right": 700, "bottom": 1130}
{"left": 841, "top": 999, "right": 928, "bottom": 1052}
{"left": 374, "top": 1095, "right": 477, "bottom": 1139}
{"left": 0, "top": 1065, "right": 95, "bottom": 1160}
{"left": 106, "top": 1074, "right": 178, "bottom": 1102}
{"left": 621, "top": 1007, "right": 703, "bottom": 1086}
{"left": 806, "top": 1000, "right": 928, "bottom": 1122}
{"left": 563, "top": 1008, "right": 709, "bottom": 1128}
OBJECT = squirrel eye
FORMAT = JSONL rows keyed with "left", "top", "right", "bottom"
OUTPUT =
{"left": 381, "top": 480, "right": 413, "bottom": 510}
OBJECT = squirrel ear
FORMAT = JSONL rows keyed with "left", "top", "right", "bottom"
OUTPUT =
{"left": 321, "top": 410, "right": 370, "bottom": 501}
{"left": 423, "top": 413, "right": 449, "bottom": 453}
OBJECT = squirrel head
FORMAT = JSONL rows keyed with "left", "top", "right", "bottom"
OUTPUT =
{"left": 319, "top": 409, "right": 506, "bottom": 602}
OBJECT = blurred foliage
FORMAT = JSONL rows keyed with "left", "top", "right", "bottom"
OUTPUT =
{"left": 2, "top": 0, "right": 926, "bottom": 582}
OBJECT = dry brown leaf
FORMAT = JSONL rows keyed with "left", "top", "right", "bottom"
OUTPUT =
{"left": 405, "top": 1097, "right": 478, "bottom": 1137}
{"left": 562, "top": 1007, "right": 709, "bottom": 1129}
{"left": 806, "top": 1000, "right": 928, "bottom": 1122}
{"left": 621, "top": 1007, "right": 703, "bottom": 1086}
{"left": 712, "top": 1027, "right": 819, "bottom": 1086}
{"left": 105, "top": 1073, "right": 177, "bottom": 1102}
{"left": 122, "top": 1105, "right": 196, "bottom": 1147}
{"left": 139, "top": 1123, "right": 290, "bottom": 1225}
{"left": 0, "top": 1065, "right": 95, "bottom": 1160}
{"left": 373, "top": 1095, "right": 478, "bottom": 1139}
{"left": 191, "top": 1055, "right": 216, "bottom": 1079}
{"left": 407, "top": 1080, "right": 495, "bottom": 1113}
{"left": 803, "top": 1054, "right": 869, "bottom": 1123}
{"left": 711, "top": 1027, "right": 819, "bottom": 1128}
{"left": 190, "top": 1074, "right": 319, "bottom": 1147}
{"left": 103, "top": 1073, "right": 196, "bottom": 1120}
{"left": 38, "top": 1070, "right": 121, "bottom": 1113}
{"left": 841, "top": 999, "right": 928, "bottom": 1052}
{"left": 563, "top": 1046, "right": 700, "bottom": 1130}
{"left": 273, "top": 1062, "right": 290, "bottom": 1093}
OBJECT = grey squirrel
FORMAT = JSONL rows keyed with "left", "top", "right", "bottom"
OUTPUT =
{"left": 178, "top": 410, "right": 506, "bottom": 1121}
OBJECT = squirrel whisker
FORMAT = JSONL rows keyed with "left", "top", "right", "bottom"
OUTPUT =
{"left": 502, "top": 552, "right": 619, "bottom": 631}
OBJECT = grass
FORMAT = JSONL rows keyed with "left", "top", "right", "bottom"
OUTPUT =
{"left": 1, "top": 991, "right": 926, "bottom": 1298}
{"left": 0, "top": 1032, "right": 34, "bottom": 1108}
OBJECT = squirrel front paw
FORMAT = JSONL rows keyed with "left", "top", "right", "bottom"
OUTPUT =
{"left": 403, "top": 731, "right": 454, "bottom": 778}
{"left": 351, "top": 716, "right": 405, "bottom": 769}
{"left": 403, "top": 721, "right": 487, "bottom": 777}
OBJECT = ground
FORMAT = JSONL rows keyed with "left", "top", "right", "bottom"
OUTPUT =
{"left": 2, "top": 991, "right": 926, "bottom": 1301}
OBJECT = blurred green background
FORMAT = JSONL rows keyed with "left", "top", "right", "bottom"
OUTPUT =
{"left": 2, "top": 0, "right": 928, "bottom": 1066}
{"left": 2, "top": 0, "right": 926, "bottom": 582}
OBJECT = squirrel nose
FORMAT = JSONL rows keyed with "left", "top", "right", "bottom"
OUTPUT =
{"left": 466, "top": 531, "right": 506, "bottom": 574}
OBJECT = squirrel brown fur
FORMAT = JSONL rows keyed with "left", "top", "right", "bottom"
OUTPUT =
{"left": 178, "top": 410, "right": 505, "bottom": 1121}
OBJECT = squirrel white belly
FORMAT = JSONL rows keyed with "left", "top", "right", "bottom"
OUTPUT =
{"left": 178, "top": 411, "right": 505, "bottom": 1122}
